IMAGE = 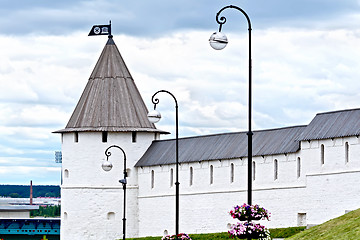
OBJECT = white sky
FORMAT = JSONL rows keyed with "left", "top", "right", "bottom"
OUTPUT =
{"left": 1, "top": 0, "right": 360, "bottom": 184}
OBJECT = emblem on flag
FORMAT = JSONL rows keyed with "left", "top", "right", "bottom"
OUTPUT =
{"left": 88, "top": 21, "right": 111, "bottom": 36}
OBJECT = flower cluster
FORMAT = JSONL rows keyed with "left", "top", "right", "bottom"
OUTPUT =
{"left": 161, "top": 233, "right": 192, "bottom": 240}
{"left": 228, "top": 222, "right": 270, "bottom": 239}
{"left": 229, "top": 203, "right": 270, "bottom": 221}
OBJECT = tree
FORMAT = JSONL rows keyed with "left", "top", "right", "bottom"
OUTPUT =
{"left": 30, "top": 205, "right": 61, "bottom": 218}
{"left": 9, "top": 192, "right": 21, "bottom": 198}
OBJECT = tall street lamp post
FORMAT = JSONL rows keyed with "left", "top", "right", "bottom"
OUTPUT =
{"left": 102, "top": 145, "right": 128, "bottom": 240}
{"left": 147, "top": 90, "right": 179, "bottom": 240}
{"left": 209, "top": 5, "right": 253, "bottom": 207}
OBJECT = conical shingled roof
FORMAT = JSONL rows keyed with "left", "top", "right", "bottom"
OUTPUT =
{"left": 55, "top": 37, "right": 165, "bottom": 133}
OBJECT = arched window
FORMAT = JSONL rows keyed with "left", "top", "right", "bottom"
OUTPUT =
{"left": 297, "top": 157, "right": 301, "bottom": 178}
{"left": 126, "top": 168, "right": 131, "bottom": 178}
{"left": 345, "top": 142, "right": 349, "bottom": 164}
{"left": 64, "top": 169, "right": 69, "bottom": 178}
{"left": 274, "top": 159, "right": 278, "bottom": 181}
{"left": 151, "top": 170, "right": 155, "bottom": 189}
{"left": 226, "top": 223, "right": 232, "bottom": 230}
{"left": 107, "top": 212, "right": 115, "bottom": 220}
{"left": 189, "top": 167, "right": 193, "bottom": 186}
{"left": 252, "top": 161, "right": 256, "bottom": 181}
{"left": 321, "top": 144, "right": 325, "bottom": 165}
{"left": 210, "top": 165, "right": 214, "bottom": 185}
{"left": 230, "top": 163, "right": 235, "bottom": 183}
{"left": 170, "top": 168, "right": 174, "bottom": 187}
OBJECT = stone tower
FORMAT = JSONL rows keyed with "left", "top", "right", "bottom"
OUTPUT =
{"left": 54, "top": 36, "right": 165, "bottom": 240}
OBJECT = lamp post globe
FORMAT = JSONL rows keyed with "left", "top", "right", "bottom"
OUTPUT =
{"left": 102, "top": 161, "right": 113, "bottom": 172}
{"left": 147, "top": 109, "right": 161, "bottom": 123}
{"left": 209, "top": 31, "right": 228, "bottom": 50}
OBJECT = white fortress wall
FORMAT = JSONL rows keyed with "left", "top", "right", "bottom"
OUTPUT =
{"left": 298, "top": 136, "right": 360, "bottom": 225}
{"left": 137, "top": 136, "right": 360, "bottom": 237}
{"left": 61, "top": 131, "right": 155, "bottom": 240}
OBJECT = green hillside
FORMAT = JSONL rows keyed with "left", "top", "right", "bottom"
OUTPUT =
{"left": 287, "top": 208, "right": 360, "bottom": 240}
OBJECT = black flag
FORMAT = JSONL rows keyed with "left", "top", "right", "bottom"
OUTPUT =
{"left": 88, "top": 24, "right": 111, "bottom": 36}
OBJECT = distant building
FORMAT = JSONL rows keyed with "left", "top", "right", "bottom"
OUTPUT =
{"left": 0, "top": 202, "right": 60, "bottom": 239}
{"left": 0, "top": 217, "right": 60, "bottom": 240}
{"left": 0, "top": 205, "right": 38, "bottom": 219}
{"left": 0, "top": 198, "right": 60, "bottom": 207}
{"left": 55, "top": 36, "right": 360, "bottom": 240}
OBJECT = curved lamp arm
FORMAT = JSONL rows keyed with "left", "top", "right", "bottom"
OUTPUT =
{"left": 104, "top": 145, "right": 127, "bottom": 180}
{"left": 151, "top": 90, "right": 178, "bottom": 110}
{"left": 215, "top": 5, "right": 252, "bottom": 32}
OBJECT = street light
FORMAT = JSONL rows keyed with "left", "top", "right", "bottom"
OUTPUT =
{"left": 210, "top": 5, "right": 254, "bottom": 207}
{"left": 102, "top": 145, "right": 128, "bottom": 240}
{"left": 147, "top": 109, "right": 161, "bottom": 123}
{"left": 147, "top": 90, "right": 179, "bottom": 240}
{"left": 209, "top": 31, "right": 228, "bottom": 50}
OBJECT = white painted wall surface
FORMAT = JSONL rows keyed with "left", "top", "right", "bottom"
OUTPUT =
{"left": 60, "top": 131, "right": 155, "bottom": 240}
{"left": 61, "top": 130, "right": 360, "bottom": 238}
{"left": 136, "top": 136, "right": 360, "bottom": 237}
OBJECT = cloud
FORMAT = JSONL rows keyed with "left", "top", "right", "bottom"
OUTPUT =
{"left": 0, "top": 166, "right": 61, "bottom": 185}
{"left": 1, "top": 0, "right": 360, "bottom": 184}
{"left": 120, "top": 27, "right": 360, "bottom": 138}
{"left": 0, "top": 104, "right": 69, "bottom": 127}
{"left": 1, "top": 1, "right": 360, "bottom": 36}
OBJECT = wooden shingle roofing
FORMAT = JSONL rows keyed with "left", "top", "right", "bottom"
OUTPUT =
{"left": 55, "top": 37, "right": 166, "bottom": 133}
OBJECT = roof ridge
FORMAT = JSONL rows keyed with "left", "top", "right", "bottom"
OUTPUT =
{"left": 153, "top": 125, "right": 307, "bottom": 142}
{"left": 316, "top": 108, "right": 360, "bottom": 116}
{"left": 253, "top": 125, "right": 307, "bottom": 133}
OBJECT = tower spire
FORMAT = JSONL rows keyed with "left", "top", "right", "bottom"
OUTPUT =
{"left": 55, "top": 37, "right": 166, "bottom": 134}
